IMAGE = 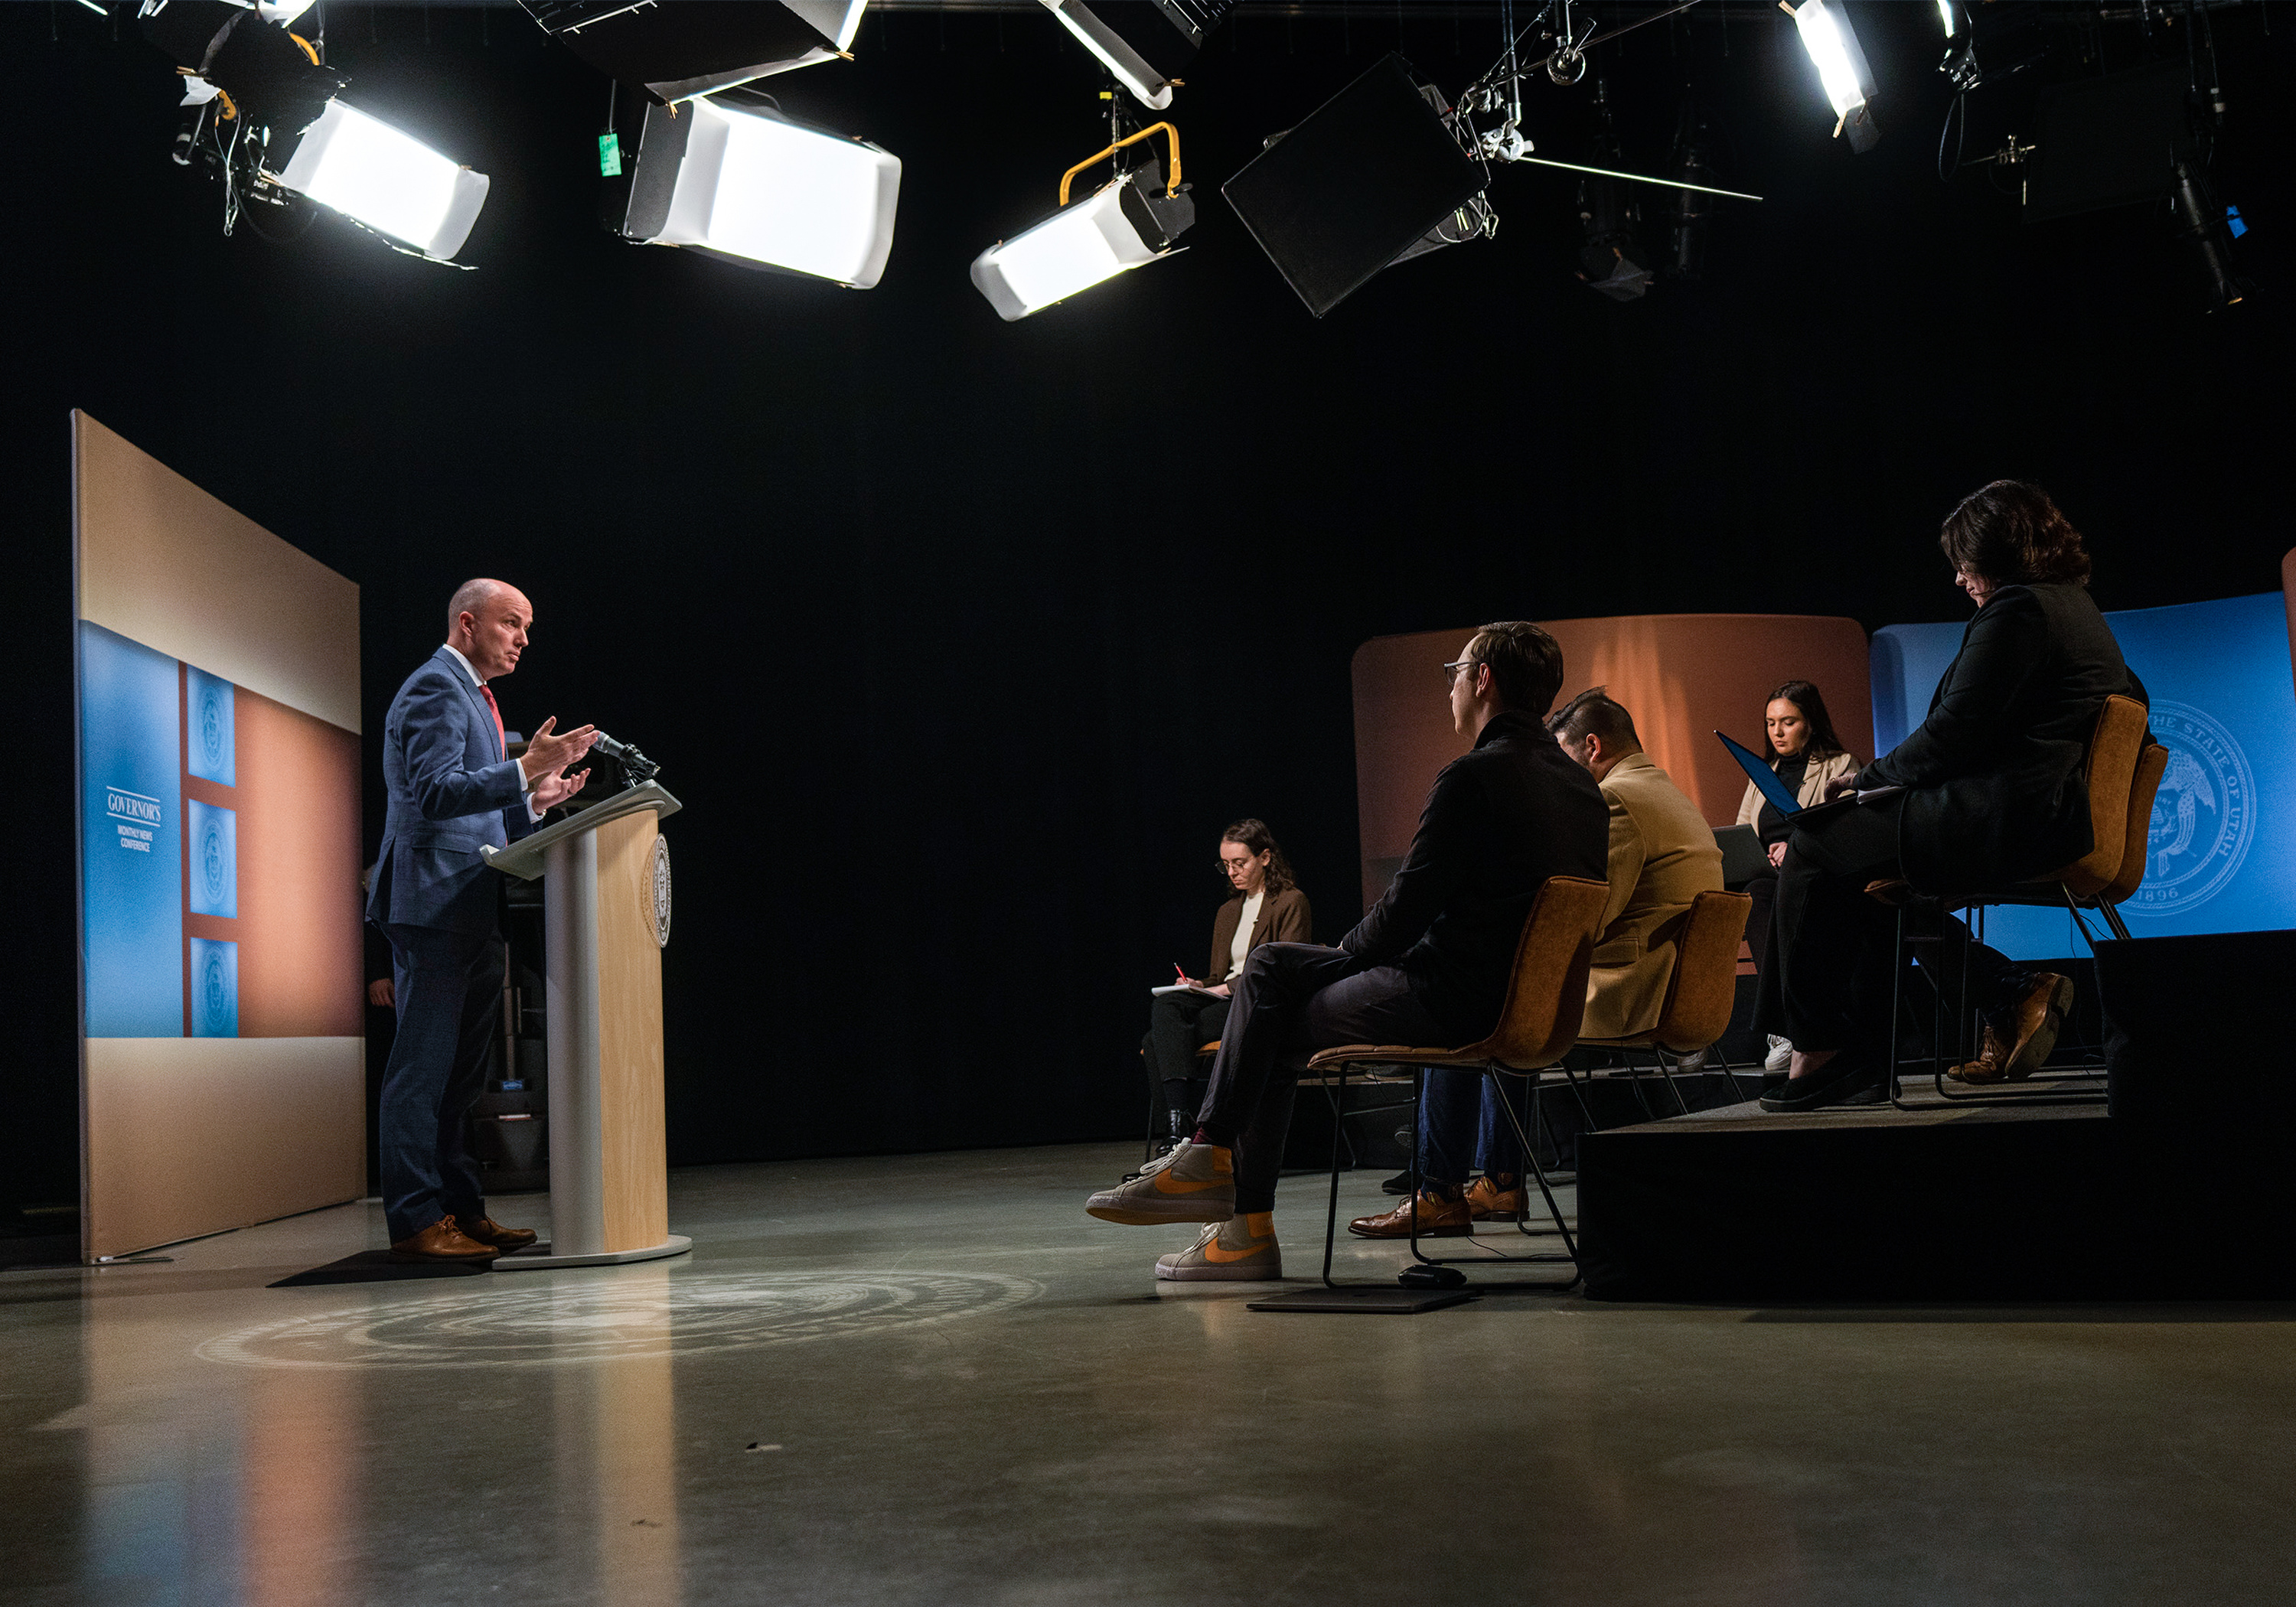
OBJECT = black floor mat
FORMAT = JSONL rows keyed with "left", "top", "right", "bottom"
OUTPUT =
{"left": 269, "top": 1250, "right": 492, "bottom": 1287}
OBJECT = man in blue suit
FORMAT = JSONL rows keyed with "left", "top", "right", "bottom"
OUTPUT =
{"left": 370, "top": 579, "right": 597, "bottom": 1263}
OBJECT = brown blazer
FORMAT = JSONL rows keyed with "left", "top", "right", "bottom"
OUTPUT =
{"left": 1586, "top": 752, "right": 1725, "bottom": 1041}
{"left": 1206, "top": 885, "right": 1314, "bottom": 983}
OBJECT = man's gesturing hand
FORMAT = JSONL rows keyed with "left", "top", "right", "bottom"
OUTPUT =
{"left": 520, "top": 716, "right": 598, "bottom": 784}
{"left": 532, "top": 766, "right": 591, "bottom": 811}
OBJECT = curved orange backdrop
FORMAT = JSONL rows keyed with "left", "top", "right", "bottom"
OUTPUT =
{"left": 1352, "top": 615, "right": 1874, "bottom": 911}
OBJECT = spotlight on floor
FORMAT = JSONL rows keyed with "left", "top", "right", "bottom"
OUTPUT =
{"left": 970, "top": 123, "right": 1192, "bottom": 320}
{"left": 521, "top": 2, "right": 868, "bottom": 103}
{"left": 141, "top": 0, "right": 490, "bottom": 261}
{"left": 611, "top": 92, "right": 901, "bottom": 288}
{"left": 1037, "top": 0, "right": 1231, "bottom": 110}
{"left": 1780, "top": 0, "right": 1880, "bottom": 152}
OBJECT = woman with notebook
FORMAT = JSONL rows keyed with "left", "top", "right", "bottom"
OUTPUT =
{"left": 1135, "top": 820, "right": 1313, "bottom": 1159}
{"left": 1734, "top": 680, "right": 1863, "bottom": 1081}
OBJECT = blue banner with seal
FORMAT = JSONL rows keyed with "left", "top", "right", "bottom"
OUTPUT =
{"left": 1870, "top": 592, "right": 2296, "bottom": 957}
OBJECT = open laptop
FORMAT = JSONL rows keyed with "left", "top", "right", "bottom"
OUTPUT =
{"left": 1715, "top": 731, "right": 1899, "bottom": 824}
{"left": 1711, "top": 824, "right": 1769, "bottom": 889}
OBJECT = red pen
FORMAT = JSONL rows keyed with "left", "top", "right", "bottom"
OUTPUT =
{"left": 1173, "top": 963, "right": 1188, "bottom": 983}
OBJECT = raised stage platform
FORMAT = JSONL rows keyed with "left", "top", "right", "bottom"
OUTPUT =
{"left": 1578, "top": 1075, "right": 2294, "bottom": 1303}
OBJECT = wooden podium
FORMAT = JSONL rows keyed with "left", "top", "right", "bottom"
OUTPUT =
{"left": 481, "top": 781, "right": 690, "bottom": 1270}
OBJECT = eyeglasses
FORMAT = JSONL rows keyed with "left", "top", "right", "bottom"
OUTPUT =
{"left": 1218, "top": 859, "right": 1257, "bottom": 874}
{"left": 1441, "top": 658, "right": 1478, "bottom": 686}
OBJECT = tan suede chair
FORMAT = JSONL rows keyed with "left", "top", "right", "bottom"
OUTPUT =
{"left": 1282, "top": 874, "right": 1611, "bottom": 1294}
{"left": 1870, "top": 693, "right": 2164, "bottom": 1107}
{"left": 1572, "top": 889, "right": 1754, "bottom": 1115}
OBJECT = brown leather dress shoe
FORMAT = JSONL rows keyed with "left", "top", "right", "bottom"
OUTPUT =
{"left": 1949, "top": 973, "right": 2074, "bottom": 1084}
{"left": 388, "top": 1215, "right": 501, "bottom": 1264}
{"left": 455, "top": 1217, "right": 539, "bottom": 1251}
{"left": 1464, "top": 1175, "right": 1527, "bottom": 1221}
{"left": 1348, "top": 1191, "right": 1474, "bottom": 1238}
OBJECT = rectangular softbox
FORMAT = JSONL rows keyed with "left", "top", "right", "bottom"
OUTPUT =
{"left": 1221, "top": 54, "right": 1486, "bottom": 318}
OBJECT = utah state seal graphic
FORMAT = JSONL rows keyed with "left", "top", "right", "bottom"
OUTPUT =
{"left": 2127, "top": 700, "right": 2256, "bottom": 917}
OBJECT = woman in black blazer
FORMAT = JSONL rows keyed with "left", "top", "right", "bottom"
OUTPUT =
{"left": 1759, "top": 481, "right": 2141, "bottom": 1111}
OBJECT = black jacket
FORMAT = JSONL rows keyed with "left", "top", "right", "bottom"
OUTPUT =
{"left": 1341, "top": 709, "right": 1609, "bottom": 1040}
{"left": 1859, "top": 582, "right": 2141, "bottom": 892}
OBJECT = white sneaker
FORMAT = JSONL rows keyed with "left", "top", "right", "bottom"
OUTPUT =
{"left": 1155, "top": 1215, "right": 1282, "bottom": 1282}
{"left": 1085, "top": 1139, "right": 1235, "bottom": 1225}
{"left": 1765, "top": 1035, "right": 1794, "bottom": 1073}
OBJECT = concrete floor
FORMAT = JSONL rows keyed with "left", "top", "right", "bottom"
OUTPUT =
{"left": 6, "top": 1143, "right": 2295, "bottom": 1606}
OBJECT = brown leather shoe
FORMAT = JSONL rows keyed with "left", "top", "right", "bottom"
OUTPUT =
{"left": 1949, "top": 973, "right": 2074, "bottom": 1084}
{"left": 387, "top": 1215, "right": 501, "bottom": 1264}
{"left": 1348, "top": 1191, "right": 1473, "bottom": 1238}
{"left": 1464, "top": 1175, "right": 1527, "bottom": 1221}
{"left": 455, "top": 1217, "right": 539, "bottom": 1251}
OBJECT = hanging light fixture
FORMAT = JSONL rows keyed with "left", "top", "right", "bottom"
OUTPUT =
{"left": 612, "top": 92, "right": 902, "bottom": 288}
{"left": 1780, "top": 0, "right": 1880, "bottom": 153}
{"left": 970, "top": 122, "right": 1192, "bottom": 321}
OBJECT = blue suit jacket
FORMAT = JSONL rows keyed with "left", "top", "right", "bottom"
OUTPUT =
{"left": 367, "top": 647, "right": 535, "bottom": 934}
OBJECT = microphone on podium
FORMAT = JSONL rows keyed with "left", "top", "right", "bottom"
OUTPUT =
{"left": 590, "top": 732, "right": 660, "bottom": 785}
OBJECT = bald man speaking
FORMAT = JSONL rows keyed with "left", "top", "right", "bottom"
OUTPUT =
{"left": 369, "top": 580, "right": 597, "bottom": 1263}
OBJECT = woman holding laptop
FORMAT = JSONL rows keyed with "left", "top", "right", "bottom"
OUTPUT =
{"left": 1735, "top": 680, "right": 1862, "bottom": 1078}
{"left": 1756, "top": 481, "right": 2138, "bottom": 1111}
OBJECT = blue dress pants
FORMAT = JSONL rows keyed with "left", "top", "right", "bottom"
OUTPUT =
{"left": 379, "top": 923, "right": 504, "bottom": 1242}
{"left": 1417, "top": 1071, "right": 1532, "bottom": 1185}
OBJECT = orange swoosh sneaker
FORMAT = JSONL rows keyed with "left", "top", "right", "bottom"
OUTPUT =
{"left": 1084, "top": 1139, "right": 1236, "bottom": 1225}
{"left": 1156, "top": 1214, "right": 1282, "bottom": 1283}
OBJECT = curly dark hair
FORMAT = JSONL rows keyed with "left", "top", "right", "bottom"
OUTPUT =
{"left": 1220, "top": 818, "right": 1297, "bottom": 895}
{"left": 1763, "top": 680, "right": 1848, "bottom": 764}
{"left": 1939, "top": 480, "right": 2092, "bottom": 590}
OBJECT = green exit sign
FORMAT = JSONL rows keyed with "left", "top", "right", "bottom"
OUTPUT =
{"left": 598, "top": 132, "right": 623, "bottom": 178}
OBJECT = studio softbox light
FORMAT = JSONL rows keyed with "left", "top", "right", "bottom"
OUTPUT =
{"left": 522, "top": 1, "right": 867, "bottom": 103}
{"left": 614, "top": 94, "right": 900, "bottom": 288}
{"left": 1221, "top": 54, "right": 1487, "bottom": 318}
{"left": 1038, "top": 0, "right": 1232, "bottom": 110}
{"left": 277, "top": 99, "right": 491, "bottom": 261}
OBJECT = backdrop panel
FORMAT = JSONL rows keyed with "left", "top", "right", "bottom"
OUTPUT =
{"left": 73, "top": 412, "right": 363, "bottom": 1260}
{"left": 1352, "top": 615, "right": 1872, "bottom": 911}
{"left": 1870, "top": 592, "right": 2296, "bottom": 957}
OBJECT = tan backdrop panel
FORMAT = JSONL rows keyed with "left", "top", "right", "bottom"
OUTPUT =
{"left": 73, "top": 411, "right": 360, "bottom": 734}
{"left": 83, "top": 1038, "right": 364, "bottom": 1260}
{"left": 1353, "top": 615, "right": 1873, "bottom": 911}
{"left": 596, "top": 812, "right": 669, "bottom": 1252}
{"left": 76, "top": 412, "right": 362, "bottom": 1260}
{"left": 234, "top": 688, "right": 364, "bottom": 1038}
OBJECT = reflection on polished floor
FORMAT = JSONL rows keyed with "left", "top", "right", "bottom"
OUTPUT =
{"left": 7, "top": 1143, "right": 2296, "bottom": 1606}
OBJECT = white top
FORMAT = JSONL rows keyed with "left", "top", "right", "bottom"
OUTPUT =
{"left": 1225, "top": 889, "right": 1264, "bottom": 981}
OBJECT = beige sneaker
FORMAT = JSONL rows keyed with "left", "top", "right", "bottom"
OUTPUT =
{"left": 1155, "top": 1214, "right": 1282, "bottom": 1282}
{"left": 1085, "top": 1139, "right": 1235, "bottom": 1225}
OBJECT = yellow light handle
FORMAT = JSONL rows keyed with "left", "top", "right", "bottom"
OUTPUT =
{"left": 1058, "top": 122, "right": 1180, "bottom": 207}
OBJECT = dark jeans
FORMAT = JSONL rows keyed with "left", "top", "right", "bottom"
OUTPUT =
{"left": 1142, "top": 991, "right": 1230, "bottom": 1139}
{"left": 1196, "top": 943, "right": 1444, "bottom": 1214}
{"left": 379, "top": 924, "right": 504, "bottom": 1242}
{"left": 1419, "top": 1071, "right": 1533, "bottom": 1185}
{"left": 1755, "top": 798, "right": 2028, "bottom": 1057}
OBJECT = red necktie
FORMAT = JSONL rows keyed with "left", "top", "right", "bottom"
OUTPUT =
{"left": 479, "top": 683, "right": 507, "bottom": 759}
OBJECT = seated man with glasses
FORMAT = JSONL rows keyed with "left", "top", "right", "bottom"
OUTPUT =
{"left": 1351, "top": 686, "right": 1724, "bottom": 1236}
{"left": 1084, "top": 621, "right": 1609, "bottom": 1280}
